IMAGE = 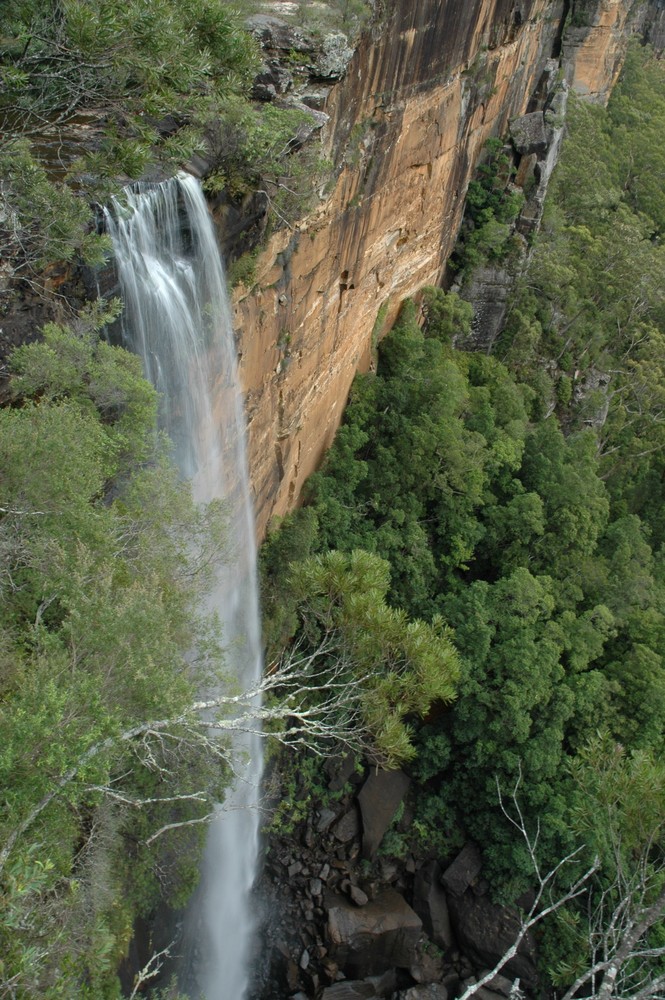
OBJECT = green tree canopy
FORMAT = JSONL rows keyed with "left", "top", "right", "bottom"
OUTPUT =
{"left": 0, "top": 311, "right": 228, "bottom": 997}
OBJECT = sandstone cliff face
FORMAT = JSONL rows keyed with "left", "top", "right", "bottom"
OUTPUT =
{"left": 562, "top": 0, "right": 643, "bottom": 100}
{"left": 229, "top": 0, "right": 640, "bottom": 538}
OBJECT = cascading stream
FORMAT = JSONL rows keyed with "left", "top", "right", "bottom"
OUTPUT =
{"left": 104, "top": 174, "right": 263, "bottom": 1000}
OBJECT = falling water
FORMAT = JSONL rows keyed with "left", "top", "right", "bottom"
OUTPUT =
{"left": 105, "top": 174, "right": 263, "bottom": 1000}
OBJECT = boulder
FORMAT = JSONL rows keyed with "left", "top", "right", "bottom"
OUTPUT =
{"left": 399, "top": 986, "right": 449, "bottom": 1000}
{"left": 301, "top": 89, "right": 332, "bottom": 110}
{"left": 357, "top": 768, "right": 410, "bottom": 859}
{"left": 469, "top": 987, "right": 511, "bottom": 1000}
{"left": 509, "top": 112, "right": 548, "bottom": 155}
{"left": 314, "top": 31, "right": 354, "bottom": 79}
{"left": 410, "top": 943, "right": 445, "bottom": 985}
{"left": 514, "top": 152, "right": 538, "bottom": 191}
{"left": 349, "top": 884, "right": 369, "bottom": 907}
{"left": 325, "top": 752, "right": 360, "bottom": 792}
{"left": 253, "top": 81, "right": 277, "bottom": 101}
{"left": 332, "top": 805, "right": 361, "bottom": 844}
{"left": 440, "top": 844, "right": 483, "bottom": 898}
{"left": 245, "top": 14, "right": 314, "bottom": 52}
{"left": 481, "top": 973, "right": 518, "bottom": 996}
{"left": 412, "top": 862, "right": 454, "bottom": 951}
{"left": 317, "top": 807, "right": 338, "bottom": 833}
{"left": 252, "top": 61, "right": 294, "bottom": 100}
{"left": 446, "top": 891, "right": 538, "bottom": 989}
{"left": 277, "top": 97, "right": 330, "bottom": 142}
{"left": 321, "top": 969, "right": 396, "bottom": 998}
{"left": 327, "top": 889, "right": 422, "bottom": 978}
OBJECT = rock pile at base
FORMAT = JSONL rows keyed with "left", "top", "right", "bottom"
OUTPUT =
{"left": 252, "top": 757, "right": 537, "bottom": 1000}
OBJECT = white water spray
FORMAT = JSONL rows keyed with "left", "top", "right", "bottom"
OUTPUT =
{"left": 105, "top": 174, "right": 263, "bottom": 1000}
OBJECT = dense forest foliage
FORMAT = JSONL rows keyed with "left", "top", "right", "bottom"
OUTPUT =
{"left": 0, "top": 306, "right": 235, "bottom": 997}
{"left": 261, "top": 43, "right": 665, "bottom": 985}
{"left": 0, "top": 316, "right": 456, "bottom": 996}
{"left": 1, "top": 0, "right": 664, "bottom": 993}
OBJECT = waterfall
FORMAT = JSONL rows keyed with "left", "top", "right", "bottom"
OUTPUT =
{"left": 104, "top": 174, "right": 263, "bottom": 1000}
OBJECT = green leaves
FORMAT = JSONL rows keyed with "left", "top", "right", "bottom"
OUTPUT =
{"left": 570, "top": 736, "right": 665, "bottom": 869}
{"left": 0, "top": 0, "right": 260, "bottom": 275}
{"left": 0, "top": 314, "right": 227, "bottom": 995}
{"left": 285, "top": 549, "right": 461, "bottom": 766}
{"left": 0, "top": 139, "right": 112, "bottom": 270}
{"left": 500, "top": 46, "right": 665, "bottom": 494}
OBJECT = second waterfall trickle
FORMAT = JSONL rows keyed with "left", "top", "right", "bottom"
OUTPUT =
{"left": 105, "top": 174, "right": 263, "bottom": 1000}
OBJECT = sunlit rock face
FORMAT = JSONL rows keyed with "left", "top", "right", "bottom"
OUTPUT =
{"left": 562, "top": 0, "right": 640, "bottom": 102}
{"left": 229, "top": 0, "right": 639, "bottom": 538}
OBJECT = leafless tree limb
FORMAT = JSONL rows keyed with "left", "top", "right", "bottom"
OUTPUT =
{"left": 459, "top": 769, "right": 599, "bottom": 1000}
{"left": 128, "top": 935, "right": 179, "bottom": 1000}
{"left": 0, "top": 634, "right": 372, "bottom": 875}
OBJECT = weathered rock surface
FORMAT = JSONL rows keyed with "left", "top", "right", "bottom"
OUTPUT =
{"left": 562, "top": 0, "right": 641, "bottom": 102}
{"left": 455, "top": 265, "right": 515, "bottom": 354}
{"left": 441, "top": 844, "right": 483, "bottom": 898}
{"left": 412, "top": 861, "right": 454, "bottom": 952}
{"left": 315, "top": 31, "right": 355, "bottom": 79}
{"left": 509, "top": 111, "right": 548, "bottom": 154}
{"left": 446, "top": 890, "right": 538, "bottom": 988}
{"left": 229, "top": 0, "right": 661, "bottom": 538}
{"left": 327, "top": 888, "right": 423, "bottom": 977}
{"left": 321, "top": 969, "right": 397, "bottom": 998}
{"left": 233, "top": 0, "right": 575, "bottom": 537}
{"left": 399, "top": 986, "right": 449, "bottom": 1000}
{"left": 357, "top": 768, "right": 411, "bottom": 859}
{"left": 246, "top": 14, "right": 315, "bottom": 52}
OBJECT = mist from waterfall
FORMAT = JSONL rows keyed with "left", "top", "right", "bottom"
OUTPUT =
{"left": 105, "top": 173, "right": 263, "bottom": 1000}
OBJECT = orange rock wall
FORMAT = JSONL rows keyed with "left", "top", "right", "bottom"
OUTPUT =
{"left": 229, "top": 0, "right": 634, "bottom": 538}
{"left": 563, "top": 0, "right": 642, "bottom": 101}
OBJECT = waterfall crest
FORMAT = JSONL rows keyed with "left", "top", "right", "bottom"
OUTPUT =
{"left": 105, "top": 174, "right": 263, "bottom": 1000}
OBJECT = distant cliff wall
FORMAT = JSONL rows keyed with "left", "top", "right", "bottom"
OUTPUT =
{"left": 229, "top": 0, "right": 648, "bottom": 537}
{"left": 563, "top": 0, "right": 644, "bottom": 99}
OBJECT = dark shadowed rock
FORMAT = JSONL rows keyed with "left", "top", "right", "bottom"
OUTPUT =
{"left": 413, "top": 861, "right": 454, "bottom": 951}
{"left": 321, "top": 983, "right": 376, "bottom": 1000}
{"left": 357, "top": 768, "right": 410, "bottom": 859}
{"left": 321, "top": 969, "right": 397, "bottom": 999}
{"left": 410, "top": 941, "right": 445, "bottom": 984}
{"left": 327, "top": 889, "right": 422, "bottom": 978}
{"left": 333, "top": 805, "right": 361, "bottom": 844}
{"left": 455, "top": 264, "right": 516, "bottom": 354}
{"left": 441, "top": 844, "right": 482, "bottom": 898}
{"left": 301, "top": 88, "right": 332, "bottom": 110}
{"left": 469, "top": 986, "right": 513, "bottom": 1000}
{"left": 399, "top": 986, "right": 449, "bottom": 1000}
{"left": 252, "top": 81, "right": 277, "bottom": 101}
{"left": 325, "top": 752, "right": 360, "bottom": 792}
{"left": 446, "top": 891, "right": 538, "bottom": 988}
{"left": 482, "top": 972, "right": 517, "bottom": 996}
